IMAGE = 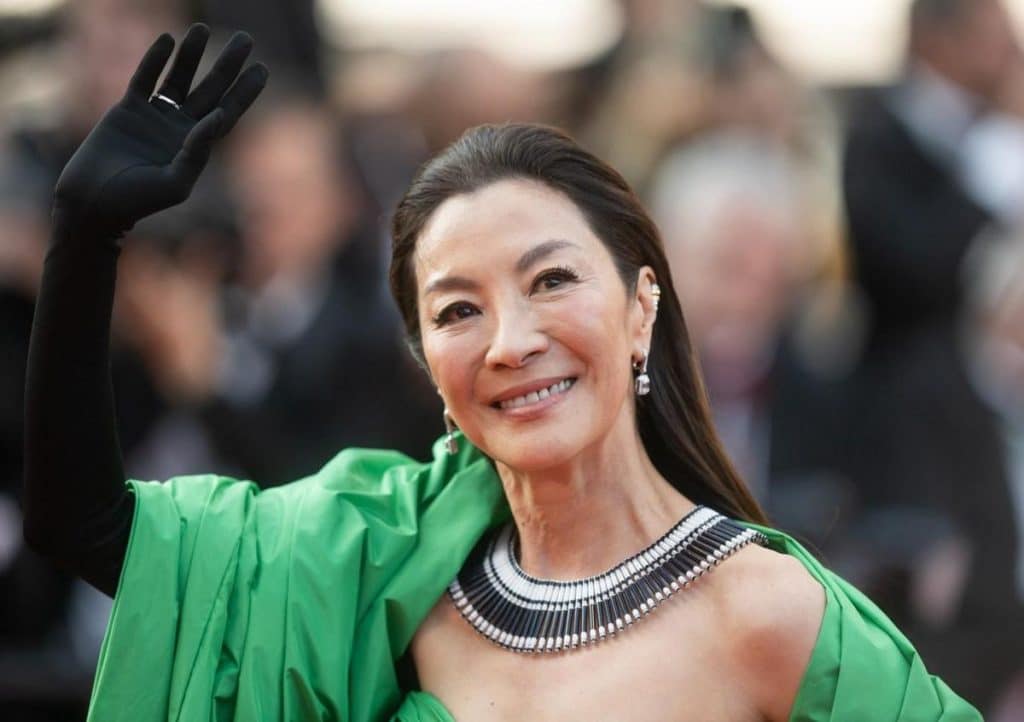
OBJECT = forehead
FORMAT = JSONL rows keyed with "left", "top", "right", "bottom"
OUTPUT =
{"left": 414, "top": 178, "right": 604, "bottom": 280}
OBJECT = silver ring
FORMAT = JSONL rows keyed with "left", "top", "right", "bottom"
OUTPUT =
{"left": 152, "top": 93, "right": 181, "bottom": 110}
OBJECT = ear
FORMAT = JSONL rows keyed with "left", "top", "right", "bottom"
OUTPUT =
{"left": 434, "top": 383, "right": 446, "bottom": 408}
{"left": 629, "top": 266, "right": 659, "bottom": 354}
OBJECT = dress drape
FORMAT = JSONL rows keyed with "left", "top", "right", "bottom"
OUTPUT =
{"left": 86, "top": 437, "right": 981, "bottom": 722}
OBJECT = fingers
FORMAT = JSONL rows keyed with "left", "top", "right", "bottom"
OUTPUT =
{"left": 126, "top": 33, "right": 175, "bottom": 98}
{"left": 154, "top": 24, "right": 210, "bottom": 105}
{"left": 154, "top": 29, "right": 267, "bottom": 190}
{"left": 181, "top": 31, "right": 253, "bottom": 118}
{"left": 167, "top": 109, "right": 224, "bottom": 189}
{"left": 215, "top": 63, "right": 269, "bottom": 137}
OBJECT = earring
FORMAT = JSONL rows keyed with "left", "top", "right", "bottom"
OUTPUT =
{"left": 443, "top": 408, "right": 459, "bottom": 454}
{"left": 633, "top": 352, "right": 651, "bottom": 396}
{"left": 651, "top": 283, "right": 661, "bottom": 312}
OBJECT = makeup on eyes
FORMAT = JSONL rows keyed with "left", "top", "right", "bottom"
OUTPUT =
{"left": 430, "top": 264, "right": 582, "bottom": 327}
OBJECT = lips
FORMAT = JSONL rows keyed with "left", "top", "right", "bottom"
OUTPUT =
{"left": 493, "top": 378, "right": 576, "bottom": 410}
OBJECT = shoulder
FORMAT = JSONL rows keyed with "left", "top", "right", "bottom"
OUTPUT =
{"left": 844, "top": 86, "right": 902, "bottom": 140}
{"left": 706, "top": 542, "right": 826, "bottom": 722}
{"left": 295, "top": 438, "right": 503, "bottom": 531}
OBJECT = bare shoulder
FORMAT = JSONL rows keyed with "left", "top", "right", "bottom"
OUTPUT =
{"left": 705, "top": 543, "right": 827, "bottom": 722}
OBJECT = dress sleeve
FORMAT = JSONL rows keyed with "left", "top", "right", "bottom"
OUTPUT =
{"left": 753, "top": 525, "right": 984, "bottom": 722}
{"left": 23, "top": 217, "right": 133, "bottom": 597}
{"left": 87, "top": 473, "right": 258, "bottom": 721}
{"left": 86, "top": 438, "right": 507, "bottom": 722}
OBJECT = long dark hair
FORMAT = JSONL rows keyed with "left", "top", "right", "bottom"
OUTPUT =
{"left": 390, "top": 123, "right": 768, "bottom": 525}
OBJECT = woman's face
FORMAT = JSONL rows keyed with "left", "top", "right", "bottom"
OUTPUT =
{"left": 414, "top": 178, "right": 657, "bottom": 471}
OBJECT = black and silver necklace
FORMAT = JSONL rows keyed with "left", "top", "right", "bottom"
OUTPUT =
{"left": 448, "top": 505, "right": 768, "bottom": 653}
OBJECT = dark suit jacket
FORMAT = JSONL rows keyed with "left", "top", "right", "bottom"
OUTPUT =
{"left": 859, "top": 331, "right": 1022, "bottom": 711}
{"left": 198, "top": 229, "right": 443, "bottom": 487}
{"left": 842, "top": 87, "right": 993, "bottom": 351}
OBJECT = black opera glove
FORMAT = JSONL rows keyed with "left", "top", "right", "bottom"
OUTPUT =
{"left": 53, "top": 24, "right": 268, "bottom": 236}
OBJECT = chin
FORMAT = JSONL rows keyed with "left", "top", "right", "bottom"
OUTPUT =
{"left": 480, "top": 432, "right": 588, "bottom": 474}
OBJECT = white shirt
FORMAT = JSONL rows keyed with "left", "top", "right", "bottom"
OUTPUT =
{"left": 890, "top": 62, "right": 1024, "bottom": 225}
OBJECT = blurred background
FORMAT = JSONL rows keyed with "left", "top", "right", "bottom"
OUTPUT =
{"left": 0, "top": 0, "right": 1022, "bottom": 719}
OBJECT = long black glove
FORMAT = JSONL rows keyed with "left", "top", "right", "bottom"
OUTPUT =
{"left": 23, "top": 25, "right": 268, "bottom": 596}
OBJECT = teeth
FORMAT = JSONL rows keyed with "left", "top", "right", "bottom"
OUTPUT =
{"left": 499, "top": 378, "right": 574, "bottom": 410}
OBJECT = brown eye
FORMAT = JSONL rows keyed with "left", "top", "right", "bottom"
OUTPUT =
{"left": 433, "top": 302, "right": 478, "bottom": 327}
{"left": 533, "top": 266, "right": 579, "bottom": 293}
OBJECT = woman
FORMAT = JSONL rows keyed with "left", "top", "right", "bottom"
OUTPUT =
{"left": 24, "top": 26, "right": 979, "bottom": 721}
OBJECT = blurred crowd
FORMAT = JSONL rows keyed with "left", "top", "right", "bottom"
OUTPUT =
{"left": 0, "top": 0, "right": 1022, "bottom": 719}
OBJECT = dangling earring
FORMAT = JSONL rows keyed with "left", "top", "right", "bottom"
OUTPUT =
{"left": 633, "top": 352, "right": 651, "bottom": 396}
{"left": 443, "top": 408, "right": 459, "bottom": 454}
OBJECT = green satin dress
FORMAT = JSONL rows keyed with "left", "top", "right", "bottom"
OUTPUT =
{"left": 86, "top": 437, "right": 981, "bottom": 722}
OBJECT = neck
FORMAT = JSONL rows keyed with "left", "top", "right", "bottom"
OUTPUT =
{"left": 496, "top": 425, "right": 693, "bottom": 580}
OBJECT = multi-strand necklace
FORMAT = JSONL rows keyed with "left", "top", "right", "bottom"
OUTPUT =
{"left": 448, "top": 505, "right": 767, "bottom": 653}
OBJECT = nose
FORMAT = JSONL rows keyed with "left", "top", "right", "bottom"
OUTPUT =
{"left": 484, "top": 299, "right": 548, "bottom": 369}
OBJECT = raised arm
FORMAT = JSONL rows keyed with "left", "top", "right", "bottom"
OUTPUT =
{"left": 22, "top": 25, "right": 267, "bottom": 596}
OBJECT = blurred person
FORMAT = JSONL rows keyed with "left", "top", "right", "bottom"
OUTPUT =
{"left": 839, "top": 6, "right": 1024, "bottom": 680}
{"left": 0, "top": 1, "right": 187, "bottom": 718}
{"left": 842, "top": 0, "right": 1023, "bottom": 366}
{"left": 657, "top": 124, "right": 1023, "bottom": 712}
{"left": 333, "top": 52, "right": 435, "bottom": 212}
{"left": 577, "top": 0, "right": 705, "bottom": 191}
{"left": 834, "top": 3, "right": 1024, "bottom": 710}
{"left": 0, "top": 0, "right": 188, "bottom": 345}
{"left": 22, "top": 26, "right": 981, "bottom": 721}
{"left": 408, "top": 48, "right": 558, "bottom": 153}
{"left": 63, "top": 0, "right": 187, "bottom": 137}
{"left": 651, "top": 133, "right": 860, "bottom": 543}
{"left": 849, "top": 237, "right": 1024, "bottom": 713}
{"left": 117, "top": 89, "right": 443, "bottom": 485}
{"left": 693, "top": 4, "right": 842, "bottom": 218}
{"left": 201, "top": 0, "right": 324, "bottom": 95}
{"left": 581, "top": 3, "right": 839, "bottom": 197}
{"left": 109, "top": 208, "right": 242, "bottom": 480}
{"left": 957, "top": 240, "right": 1024, "bottom": 712}
{"left": 336, "top": 48, "right": 560, "bottom": 219}
{"left": 0, "top": 0, "right": 194, "bottom": 472}
{"left": 696, "top": 5, "right": 802, "bottom": 146}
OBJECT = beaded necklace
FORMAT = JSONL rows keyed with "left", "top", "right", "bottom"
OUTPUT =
{"left": 448, "top": 505, "right": 767, "bottom": 653}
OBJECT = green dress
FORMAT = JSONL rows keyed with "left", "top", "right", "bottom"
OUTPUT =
{"left": 87, "top": 437, "right": 981, "bottom": 722}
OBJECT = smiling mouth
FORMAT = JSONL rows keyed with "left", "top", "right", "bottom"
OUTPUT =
{"left": 494, "top": 378, "right": 577, "bottom": 410}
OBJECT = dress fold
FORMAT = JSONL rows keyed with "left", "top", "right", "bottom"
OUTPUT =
{"left": 87, "top": 439, "right": 980, "bottom": 722}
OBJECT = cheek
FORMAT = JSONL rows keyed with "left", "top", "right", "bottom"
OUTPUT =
{"left": 545, "top": 293, "right": 631, "bottom": 376}
{"left": 422, "top": 331, "right": 482, "bottom": 404}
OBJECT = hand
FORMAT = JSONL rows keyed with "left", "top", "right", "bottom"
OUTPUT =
{"left": 53, "top": 24, "right": 268, "bottom": 235}
{"left": 116, "top": 243, "right": 226, "bottom": 401}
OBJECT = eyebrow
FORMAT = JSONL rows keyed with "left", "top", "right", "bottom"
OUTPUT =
{"left": 423, "top": 238, "right": 579, "bottom": 297}
{"left": 515, "top": 238, "right": 577, "bottom": 273}
{"left": 422, "top": 275, "right": 480, "bottom": 297}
